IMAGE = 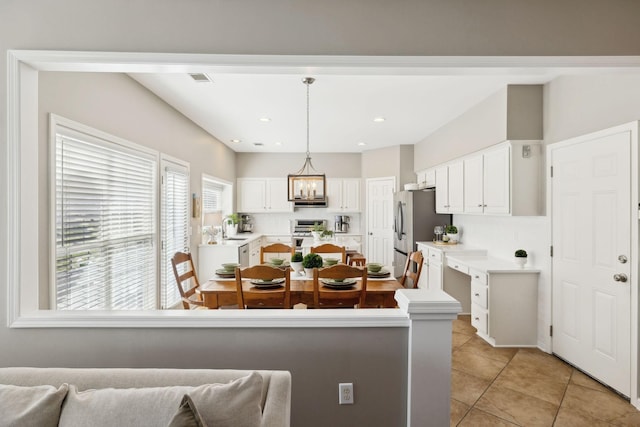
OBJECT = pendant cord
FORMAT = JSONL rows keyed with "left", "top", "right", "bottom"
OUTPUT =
{"left": 306, "top": 79, "right": 310, "bottom": 160}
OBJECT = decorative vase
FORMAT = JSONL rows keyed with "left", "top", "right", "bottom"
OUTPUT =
{"left": 304, "top": 267, "right": 314, "bottom": 277}
{"left": 227, "top": 224, "right": 238, "bottom": 236}
{"left": 514, "top": 257, "right": 527, "bottom": 268}
{"left": 290, "top": 261, "right": 303, "bottom": 274}
{"left": 447, "top": 233, "right": 459, "bottom": 243}
{"left": 311, "top": 231, "right": 321, "bottom": 242}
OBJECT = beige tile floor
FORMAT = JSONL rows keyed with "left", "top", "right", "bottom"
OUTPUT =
{"left": 450, "top": 315, "right": 640, "bottom": 426}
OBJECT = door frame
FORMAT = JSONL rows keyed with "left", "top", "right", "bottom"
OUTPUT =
{"left": 547, "top": 121, "right": 639, "bottom": 409}
{"left": 365, "top": 176, "right": 396, "bottom": 266}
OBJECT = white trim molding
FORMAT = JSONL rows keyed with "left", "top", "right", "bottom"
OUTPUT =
{"left": 6, "top": 50, "right": 640, "bottom": 329}
{"left": 396, "top": 289, "right": 461, "bottom": 427}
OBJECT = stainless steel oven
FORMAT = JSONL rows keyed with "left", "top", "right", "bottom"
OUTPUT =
{"left": 290, "top": 219, "right": 327, "bottom": 236}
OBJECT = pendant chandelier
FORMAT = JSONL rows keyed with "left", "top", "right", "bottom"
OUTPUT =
{"left": 287, "top": 77, "right": 326, "bottom": 202}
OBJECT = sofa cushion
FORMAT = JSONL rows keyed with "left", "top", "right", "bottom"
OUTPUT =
{"left": 167, "top": 395, "right": 207, "bottom": 427}
{"left": 0, "top": 383, "right": 68, "bottom": 427}
{"left": 59, "top": 372, "right": 262, "bottom": 427}
{"left": 188, "top": 371, "right": 262, "bottom": 427}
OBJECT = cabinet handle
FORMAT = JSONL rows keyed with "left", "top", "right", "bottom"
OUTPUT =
{"left": 474, "top": 293, "right": 480, "bottom": 297}
{"left": 483, "top": 204, "right": 487, "bottom": 207}
{"left": 477, "top": 204, "right": 483, "bottom": 207}
{"left": 474, "top": 275, "right": 479, "bottom": 279}
{"left": 474, "top": 317, "right": 480, "bottom": 321}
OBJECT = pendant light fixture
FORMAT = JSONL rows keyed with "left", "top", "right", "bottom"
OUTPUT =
{"left": 287, "top": 77, "right": 326, "bottom": 202}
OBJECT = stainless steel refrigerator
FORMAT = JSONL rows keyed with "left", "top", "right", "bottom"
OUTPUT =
{"left": 393, "top": 189, "right": 452, "bottom": 278}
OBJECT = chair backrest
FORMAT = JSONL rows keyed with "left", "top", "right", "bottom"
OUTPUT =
{"left": 235, "top": 265, "right": 291, "bottom": 309}
{"left": 259, "top": 243, "right": 294, "bottom": 264}
{"left": 171, "top": 252, "right": 205, "bottom": 309}
{"left": 398, "top": 251, "right": 424, "bottom": 289}
{"left": 311, "top": 243, "right": 347, "bottom": 263}
{"left": 312, "top": 264, "right": 367, "bottom": 308}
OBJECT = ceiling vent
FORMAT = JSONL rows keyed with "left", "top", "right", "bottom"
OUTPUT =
{"left": 253, "top": 143, "right": 264, "bottom": 147}
{"left": 188, "top": 73, "right": 213, "bottom": 83}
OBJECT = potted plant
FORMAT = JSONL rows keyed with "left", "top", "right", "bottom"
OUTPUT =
{"left": 311, "top": 222, "right": 324, "bottom": 242}
{"left": 225, "top": 213, "right": 239, "bottom": 236}
{"left": 290, "top": 252, "right": 304, "bottom": 275}
{"left": 514, "top": 249, "right": 528, "bottom": 267}
{"left": 445, "top": 224, "right": 459, "bottom": 243}
{"left": 302, "top": 253, "right": 323, "bottom": 277}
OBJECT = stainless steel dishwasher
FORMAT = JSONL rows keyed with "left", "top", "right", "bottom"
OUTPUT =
{"left": 238, "top": 243, "right": 250, "bottom": 267}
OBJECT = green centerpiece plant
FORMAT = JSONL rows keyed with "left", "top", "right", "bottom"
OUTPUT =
{"left": 302, "top": 253, "right": 323, "bottom": 277}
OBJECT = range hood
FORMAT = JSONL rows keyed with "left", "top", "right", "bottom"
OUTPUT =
{"left": 293, "top": 197, "right": 328, "bottom": 208}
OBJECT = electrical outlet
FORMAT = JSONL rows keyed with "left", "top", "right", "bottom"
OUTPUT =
{"left": 339, "top": 382, "right": 354, "bottom": 405}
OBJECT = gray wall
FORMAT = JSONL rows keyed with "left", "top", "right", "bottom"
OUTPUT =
{"left": 3, "top": 1, "right": 640, "bottom": 426}
{"left": 362, "top": 144, "right": 415, "bottom": 186}
{"left": 544, "top": 74, "right": 640, "bottom": 144}
{"left": 38, "top": 71, "right": 236, "bottom": 307}
{"left": 236, "top": 153, "right": 361, "bottom": 178}
{"left": 414, "top": 85, "right": 543, "bottom": 170}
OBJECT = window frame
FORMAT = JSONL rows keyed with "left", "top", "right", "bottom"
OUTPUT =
{"left": 48, "top": 115, "right": 196, "bottom": 311}
{"left": 160, "top": 155, "right": 191, "bottom": 309}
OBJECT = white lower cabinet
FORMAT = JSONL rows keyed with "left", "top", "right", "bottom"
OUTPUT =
{"left": 249, "top": 237, "right": 264, "bottom": 266}
{"left": 470, "top": 304, "right": 488, "bottom": 335}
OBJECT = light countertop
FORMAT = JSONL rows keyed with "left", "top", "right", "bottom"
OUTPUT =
{"left": 416, "top": 241, "right": 487, "bottom": 255}
{"left": 446, "top": 254, "right": 540, "bottom": 274}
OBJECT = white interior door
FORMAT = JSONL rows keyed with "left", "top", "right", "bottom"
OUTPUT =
{"left": 551, "top": 129, "right": 632, "bottom": 397}
{"left": 366, "top": 177, "right": 395, "bottom": 267}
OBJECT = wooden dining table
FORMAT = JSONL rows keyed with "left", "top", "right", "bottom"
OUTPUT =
{"left": 197, "top": 273, "right": 404, "bottom": 309}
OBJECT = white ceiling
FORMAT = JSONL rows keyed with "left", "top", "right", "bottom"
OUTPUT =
{"left": 130, "top": 72, "right": 559, "bottom": 153}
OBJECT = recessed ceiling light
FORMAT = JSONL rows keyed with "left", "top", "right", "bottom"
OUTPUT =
{"left": 274, "top": 142, "right": 282, "bottom": 146}
{"left": 373, "top": 117, "right": 386, "bottom": 122}
{"left": 357, "top": 142, "right": 367, "bottom": 146}
{"left": 259, "top": 117, "right": 271, "bottom": 122}
{"left": 230, "top": 139, "right": 241, "bottom": 143}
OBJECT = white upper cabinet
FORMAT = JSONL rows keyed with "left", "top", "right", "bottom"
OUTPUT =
{"left": 458, "top": 141, "right": 541, "bottom": 216}
{"left": 464, "top": 144, "right": 510, "bottom": 214}
{"left": 482, "top": 145, "right": 511, "bottom": 214}
{"left": 326, "top": 178, "right": 361, "bottom": 212}
{"left": 416, "top": 168, "right": 436, "bottom": 188}
{"left": 435, "top": 161, "right": 464, "bottom": 214}
{"left": 237, "top": 178, "right": 293, "bottom": 213}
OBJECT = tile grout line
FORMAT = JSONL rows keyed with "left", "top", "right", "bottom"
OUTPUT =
{"left": 550, "top": 368, "right": 574, "bottom": 426}
{"left": 453, "top": 338, "right": 521, "bottom": 426}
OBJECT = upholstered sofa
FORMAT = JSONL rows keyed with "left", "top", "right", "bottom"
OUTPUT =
{"left": 0, "top": 367, "right": 291, "bottom": 427}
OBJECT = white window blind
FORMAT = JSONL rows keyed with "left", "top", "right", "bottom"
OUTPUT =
{"left": 161, "top": 159, "right": 190, "bottom": 309}
{"left": 202, "top": 177, "right": 224, "bottom": 214}
{"left": 55, "top": 125, "right": 157, "bottom": 310}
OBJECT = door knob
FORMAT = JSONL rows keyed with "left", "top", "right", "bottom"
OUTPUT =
{"left": 618, "top": 255, "right": 628, "bottom": 264}
{"left": 613, "top": 273, "right": 628, "bottom": 283}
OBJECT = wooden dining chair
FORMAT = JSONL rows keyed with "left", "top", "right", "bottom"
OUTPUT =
{"left": 259, "top": 243, "right": 294, "bottom": 264}
{"left": 312, "top": 264, "right": 367, "bottom": 309}
{"left": 171, "top": 251, "right": 206, "bottom": 309}
{"left": 235, "top": 265, "right": 291, "bottom": 309}
{"left": 311, "top": 243, "right": 347, "bottom": 263}
{"left": 398, "top": 251, "right": 424, "bottom": 289}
